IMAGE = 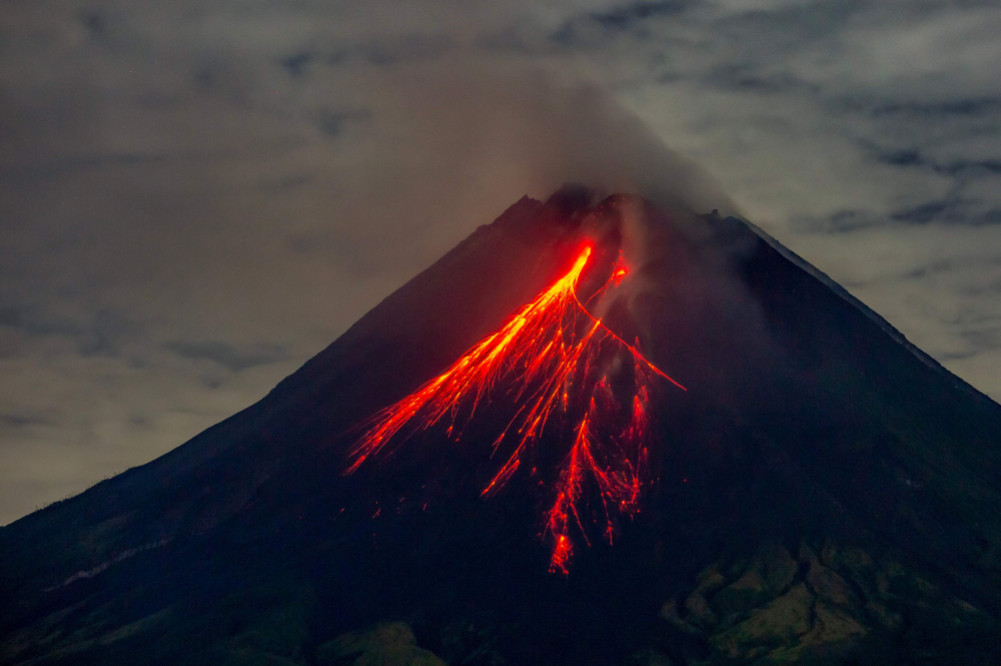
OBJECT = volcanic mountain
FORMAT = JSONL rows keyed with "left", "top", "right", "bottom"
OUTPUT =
{"left": 2, "top": 187, "right": 1000, "bottom": 665}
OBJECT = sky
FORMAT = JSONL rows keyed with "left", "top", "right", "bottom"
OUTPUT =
{"left": 2, "top": 0, "right": 1000, "bottom": 526}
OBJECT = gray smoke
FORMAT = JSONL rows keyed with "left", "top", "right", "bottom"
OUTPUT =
{"left": 354, "top": 56, "right": 738, "bottom": 256}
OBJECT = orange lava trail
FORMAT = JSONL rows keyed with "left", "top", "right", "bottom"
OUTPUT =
{"left": 345, "top": 243, "right": 684, "bottom": 573}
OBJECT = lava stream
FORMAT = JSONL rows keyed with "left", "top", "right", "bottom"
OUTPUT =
{"left": 345, "top": 243, "right": 684, "bottom": 573}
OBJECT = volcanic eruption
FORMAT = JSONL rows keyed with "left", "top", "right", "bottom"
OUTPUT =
{"left": 345, "top": 234, "right": 686, "bottom": 574}
{"left": 2, "top": 187, "right": 1000, "bottom": 665}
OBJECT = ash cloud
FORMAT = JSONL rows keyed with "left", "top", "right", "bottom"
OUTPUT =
{"left": 359, "top": 58, "right": 737, "bottom": 221}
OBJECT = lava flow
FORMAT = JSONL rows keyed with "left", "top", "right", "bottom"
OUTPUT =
{"left": 346, "top": 242, "right": 685, "bottom": 574}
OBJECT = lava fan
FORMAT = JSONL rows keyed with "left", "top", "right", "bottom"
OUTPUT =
{"left": 345, "top": 242, "right": 686, "bottom": 573}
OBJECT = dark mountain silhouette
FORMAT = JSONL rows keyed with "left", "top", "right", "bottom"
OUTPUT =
{"left": 2, "top": 186, "right": 1000, "bottom": 665}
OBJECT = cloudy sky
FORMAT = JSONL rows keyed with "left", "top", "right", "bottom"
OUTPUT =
{"left": 3, "top": 0, "right": 1000, "bottom": 525}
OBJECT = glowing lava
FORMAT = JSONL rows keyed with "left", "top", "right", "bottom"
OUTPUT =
{"left": 346, "top": 242, "right": 685, "bottom": 573}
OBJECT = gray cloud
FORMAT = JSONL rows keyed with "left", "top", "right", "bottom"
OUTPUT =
{"left": 164, "top": 340, "right": 288, "bottom": 373}
{"left": 1, "top": 0, "right": 999, "bottom": 525}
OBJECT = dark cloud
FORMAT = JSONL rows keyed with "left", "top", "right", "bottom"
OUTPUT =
{"left": 890, "top": 200, "right": 958, "bottom": 225}
{"left": 878, "top": 150, "right": 924, "bottom": 167}
{"left": 315, "top": 108, "right": 372, "bottom": 138}
{"left": 550, "top": 1, "right": 698, "bottom": 48}
{"left": 589, "top": 1, "right": 694, "bottom": 28}
{"left": 0, "top": 414, "right": 51, "bottom": 429}
{"left": 0, "top": 304, "right": 135, "bottom": 356}
{"left": 164, "top": 341, "right": 288, "bottom": 373}
{"left": 876, "top": 148, "right": 1001, "bottom": 178}
{"left": 78, "top": 11, "right": 108, "bottom": 39}
{"left": 865, "top": 97, "right": 1001, "bottom": 118}
{"left": 702, "top": 64, "right": 811, "bottom": 94}
{"left": 799, "top": 210, "right": 884, "bottom": 234}
{"left": 891, "top": 199, "right": 1001, "bottom": 226}
{"left": 280, "top": 51, "right": 314, "bottom": 77}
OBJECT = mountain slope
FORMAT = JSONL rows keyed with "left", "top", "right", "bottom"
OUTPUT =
{"left": 2, "top": 187, "right": 1000, "bottom": 665}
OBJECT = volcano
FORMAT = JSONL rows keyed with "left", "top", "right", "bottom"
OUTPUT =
{"left": 2, "top": 187, "right": 1000, "bottom": 665}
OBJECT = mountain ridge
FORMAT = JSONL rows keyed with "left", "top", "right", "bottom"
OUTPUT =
{"left": 739, "top": 213, "right": 993, "bottom": 404}
{"left": 2, "top": 188, "right": 1000, "bottom": 664}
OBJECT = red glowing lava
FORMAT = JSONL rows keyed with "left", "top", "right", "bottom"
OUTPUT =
{"left": 346, "top": 242, "right": 684, "bottom": 573}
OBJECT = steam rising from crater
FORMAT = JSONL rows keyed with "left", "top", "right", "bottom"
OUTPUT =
{"left": 354, "top": 57, "right": 738, "bottom": 262}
